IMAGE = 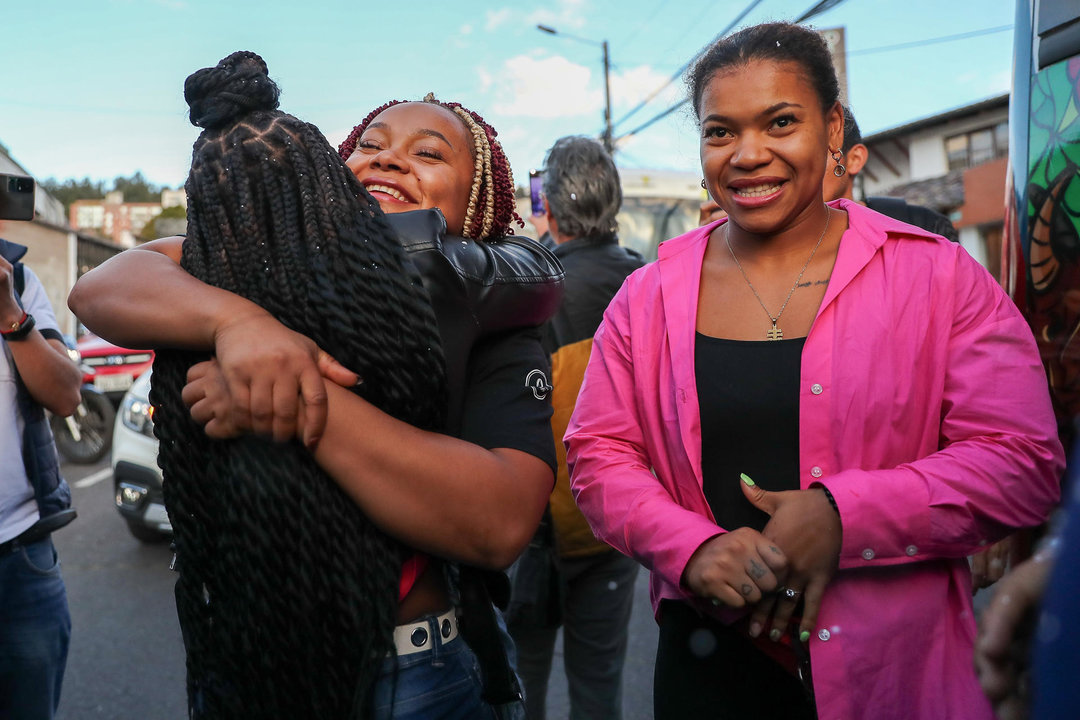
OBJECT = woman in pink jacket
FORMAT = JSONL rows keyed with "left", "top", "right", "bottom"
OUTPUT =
{"left": 564, "top": 22, "right": 1063, "bottom": 720}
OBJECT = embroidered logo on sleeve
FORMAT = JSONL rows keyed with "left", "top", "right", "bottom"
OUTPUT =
{"left": 525, "top": 369, "right": 552, "bottom": 400}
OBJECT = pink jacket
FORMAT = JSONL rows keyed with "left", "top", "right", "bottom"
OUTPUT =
{"left": 565, "top": 200, "right": 1063, "bottom": 720}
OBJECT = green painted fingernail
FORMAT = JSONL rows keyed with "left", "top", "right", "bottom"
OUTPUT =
{"left": 800, "top": 631, "right": 810, "bottom": 643}
{"left": 769, "top": 628, "right": 781, "bottom": 642}
{"left": 741, "top": 473, "right": 755, "bottom": 487}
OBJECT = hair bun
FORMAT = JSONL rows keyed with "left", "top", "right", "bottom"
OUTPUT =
{"left": 185, "top": 51, "right": 281, "bottom": 130}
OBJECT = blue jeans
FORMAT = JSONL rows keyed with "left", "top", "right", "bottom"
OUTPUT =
{"left": 0, "top": 537, "right": 71, "bottom": 720}
{"left": 372, "top": 613, "right": 496, "bottom": 720}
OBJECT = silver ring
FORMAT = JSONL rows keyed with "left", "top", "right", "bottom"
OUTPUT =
{"left": 779, "top": 586, "right": 802, "bottom": 602}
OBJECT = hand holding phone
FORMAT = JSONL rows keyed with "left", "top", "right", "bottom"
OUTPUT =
{"left": 0, "top": 174, "right": 35, "bottom": 221}
{"left": 529, "top": 170, "right": 544, "bottom": 217}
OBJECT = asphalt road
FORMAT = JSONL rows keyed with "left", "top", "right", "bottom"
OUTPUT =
{"left": 52, "top": 457, "right": 659, "bottom": 719}
{"left": 53, "top": 458, "right": 186, "bottom": 720}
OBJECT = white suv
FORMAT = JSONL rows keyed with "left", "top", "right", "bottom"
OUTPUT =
{"left": 111, "top": 369, "right": 171, "bottom": 542}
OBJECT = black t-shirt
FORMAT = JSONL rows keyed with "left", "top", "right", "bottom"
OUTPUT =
{"left": 695, "top": 333, "right": 803, "bottom": 531}
{"left": 457, "top": 326, "right": 556, "bottom": 474}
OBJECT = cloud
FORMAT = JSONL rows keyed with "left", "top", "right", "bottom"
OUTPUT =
{"left": 485, "top": 9, "right": 512, "bottom": 32}
{"left": 528, "top": 0, "right": 588, "bottom": 31}
{"left": 479, "top": 51, "right": 700, "bottom": 175}
{"left": 610, "top": 65, "right": 684, "bottom": 112}
{"left": 979, "top": 69, "right": 1011, "bottom": 96}
{"left": 488, "top": 54, "right": 601, "bottom": 118}
{"left": 454, "top": 23, "right": 474, "bottom": 49}
{"left": 487, "top": 52, "right": 684, "bottom": 123}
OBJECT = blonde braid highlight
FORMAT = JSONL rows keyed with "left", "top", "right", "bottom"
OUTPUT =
{"left": 338, "top": 95, "right": 523, "bottom": 241}
{"left": 451, "top": 104, "right": 489, "bottom": 240}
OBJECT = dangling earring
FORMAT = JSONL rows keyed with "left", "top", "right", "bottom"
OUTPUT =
{"left": 830, "top": 148, "right": 846, "bottom": 177}
{"left": 701, "top": 179, "right": 707, "bottom": 189}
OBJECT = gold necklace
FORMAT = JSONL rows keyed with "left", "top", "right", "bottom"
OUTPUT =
{"left": 724, "top": 209, "right": 831, "bottom": 341}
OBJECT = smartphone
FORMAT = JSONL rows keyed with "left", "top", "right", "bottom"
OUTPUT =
{"left": 0, "top": 173, "right": 35, "bottom": 221}
{"left": 529, "top": 169, "right": 544, "bottom": 217}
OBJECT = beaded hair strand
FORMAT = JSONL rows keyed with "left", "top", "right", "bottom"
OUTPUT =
{"left": 338, "top": 95, "right": 523, "bottom": 241}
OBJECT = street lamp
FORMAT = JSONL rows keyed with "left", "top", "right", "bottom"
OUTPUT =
{"left": 537, "top": 24, "right": 614, "bottom": 155}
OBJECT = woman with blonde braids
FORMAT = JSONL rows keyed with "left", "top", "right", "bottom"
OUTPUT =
{"left": 337, "top": 93, "right": 520, "bottom": 243}
{"left": 70, "top": 55, "right": 560, "bottom": 719}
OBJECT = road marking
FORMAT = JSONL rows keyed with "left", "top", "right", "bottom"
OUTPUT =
{"left": 74, "top": 468, "right": 112, "bottom": 489}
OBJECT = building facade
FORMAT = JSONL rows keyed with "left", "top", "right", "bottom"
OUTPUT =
{"left": 859, "top": 94, "right": 1009, "bottom": 275}
{"left": 70, "top": 189, "right": 187, "bottom": 248}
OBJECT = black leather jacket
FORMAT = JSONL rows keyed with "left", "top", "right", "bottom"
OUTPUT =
{"left": 383, "top": 211, "right": 564, "bottom": 706}
{"left": 386, "top": 210, "right": 564, "bottom": 430}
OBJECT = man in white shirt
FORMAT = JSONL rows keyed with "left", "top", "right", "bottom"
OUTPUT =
{"left": 0, "top": 237, "right": 81, "bottom": 720}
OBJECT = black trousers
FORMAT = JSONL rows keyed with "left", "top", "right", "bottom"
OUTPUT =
{"left": 653, "top": 600, "right": 817, "bottom": 720}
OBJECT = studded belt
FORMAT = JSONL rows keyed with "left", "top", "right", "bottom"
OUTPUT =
{"left": 392, "top": 608, "right": 459, "bottom": 657}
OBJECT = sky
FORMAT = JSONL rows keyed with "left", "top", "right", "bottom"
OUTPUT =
{"left": 3, "top": 0, "right": 1016, "bottom": 192}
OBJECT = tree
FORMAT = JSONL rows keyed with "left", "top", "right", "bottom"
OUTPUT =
{"left": 41, "top": 171, "right": 170, "bottom": 213}
{"left": 40, "top": 176, "right": 106, "bottom": 211}
{"left": 138, "top": 204, "right": 187, "bottom": 242}
{"left": 112, "top": 171, "right": 161, "bottom": 203}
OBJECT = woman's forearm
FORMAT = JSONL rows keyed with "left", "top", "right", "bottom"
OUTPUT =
{"left": 314, "top": 382, "right": 552, "bottom": 569}
{"left": 68, "top": 236, "right": 267, "bottom": 350}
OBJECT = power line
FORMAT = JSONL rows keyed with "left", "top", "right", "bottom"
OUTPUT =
{"left": 616, "top": 0, "right": 675, "bottom": 50}
{"left": 612, "top": 0, "right": 768, "bottom": 130}
{"left": 614, "top": 0, "right": 850, "bottom": 143}
{"left": 793, "top": 0, "right": 848, "bottom": 23}
{"left": 847, "top": 24, "right": 1011, "bottom": 56}
{"left": 620, "top": 98, "right": 690, "bottom": 139}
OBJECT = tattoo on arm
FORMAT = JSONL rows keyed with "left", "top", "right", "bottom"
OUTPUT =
{"left": 749, "top": 559, "right": 767, "bottom": 579}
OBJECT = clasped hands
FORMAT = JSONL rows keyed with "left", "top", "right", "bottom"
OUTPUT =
{"left": 181, "top": 310, "right": 356, "bottom": 448}
{"left": 682, "top": 476, "right": 842, "bottom": 644}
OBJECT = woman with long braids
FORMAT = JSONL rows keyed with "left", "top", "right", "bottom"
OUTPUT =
{"left": 70, "top": 52, "right": 558, "bottom": 719}
{"left": 563, "top": 22, "right": 1062, "bottom": 720}
{"left": 156, "top": 50, "right": 449, "bottom": 718}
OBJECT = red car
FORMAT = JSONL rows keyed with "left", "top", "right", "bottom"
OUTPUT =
{"left": 76, "top": 334, "right": 154, "bottom": 401}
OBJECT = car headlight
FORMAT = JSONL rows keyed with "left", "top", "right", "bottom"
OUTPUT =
{"left": 120, "top": 395, "right": 155, "bottom": 438}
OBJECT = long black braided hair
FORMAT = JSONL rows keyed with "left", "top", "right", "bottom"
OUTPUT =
{"left": 150, "top": 51, "right": 447, "bottom": 718}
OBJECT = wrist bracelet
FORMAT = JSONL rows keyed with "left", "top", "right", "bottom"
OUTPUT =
{"left": 820, "top": 485, "right": 840, "bottom": 517}
{"left": 1, "top": 311, "right": 35, "bottom": 341}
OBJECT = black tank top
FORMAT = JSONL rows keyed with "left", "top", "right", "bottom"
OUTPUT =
{"left": 694, "top": 333, "right": 804, "bottom": 532}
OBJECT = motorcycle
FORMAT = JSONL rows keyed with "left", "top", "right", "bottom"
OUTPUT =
{"left": 49, "top": 337, "right": 116, "bottom": 465}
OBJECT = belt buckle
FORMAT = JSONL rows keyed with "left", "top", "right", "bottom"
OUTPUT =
{"left": 393, "top": 609, "right": 458, "bottom": 657}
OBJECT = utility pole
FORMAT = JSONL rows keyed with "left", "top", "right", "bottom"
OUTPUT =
{"left": 538, "top": 25, "right": 615, "bottom": 155}
{"left": 601, "top": 39, "right": 613, "bottom": 154}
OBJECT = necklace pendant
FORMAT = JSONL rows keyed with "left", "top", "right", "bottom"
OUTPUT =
{"left": 767, "top": 322, "right": 784, "bottom": 341}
